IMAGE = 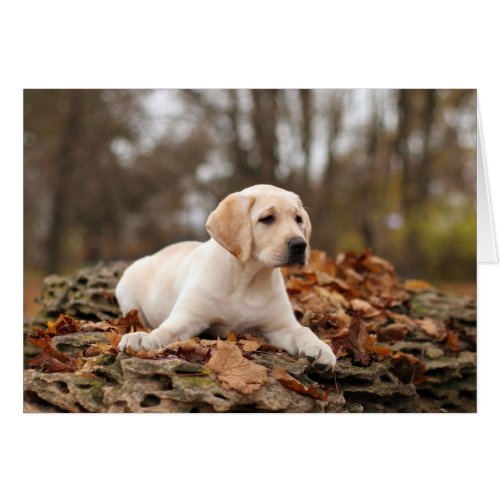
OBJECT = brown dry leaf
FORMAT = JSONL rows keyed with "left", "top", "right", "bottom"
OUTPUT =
{"left": 314, "top": 270, "right": 337, "bottom": 286}
{"left": 124, "top": 346, "right": 170, "bottom": 359}
{"left": 28, "top": 352, "right": 74, "bottom": 373}
{"left": 446, "top": 331, "right": 461, "bottom": 352}
{"left": 200, "top": 339, "right": 218, "bottom": 347}
{"left": 26, "top": 329, "right": 81, "bottom": 371}
{"left": 329, "top": 277, "right": 351, "bottom": 291}
{"left": 416, "top": 318, "right": 446, "bottom": 341}
{"left": 284, "top": 272, "right": 317, "bottom": 292}
{"left": 416, "top": 318, "right": 438, "bottom": 336}
{"left": 299, "top": 290, "right": 338, "bottom": 317}
{"left": 350, "top": 298, "right": 380, "bottom": 318}
{"left": 106, "top": 331, "right": 123, "bottom": 351}
{"left": 238, "top": 334, "right": 266, "bottom": 345}
{"left": 239, "top": 340, "right": 260, "bottom": 352}
{"left": 365, "top": 335, "right": 393, "bottom": 360}
{"left": 386, "top": 311, "right": 418, "bottom": 329}
{"left": 348, "top": 315, "right": 371, "bottom": 366}
{"left": 271, "top": 365, "right": 328, "bottom": 401}
{"left": 111, "top": 309, "right": 148, "bottom": 334}
{"left": 316, "top": 287, "right": 349, "bottom": 308}
{"left": 166, "top": 338, "right": 213, "bottom": 363}
{"left": 182, "top": 346, "right": 211, "bottom": 363}
{"left": 166, "top": 338, "right": 200, "bottom": 352}
{"left": 342, "top": 267, "right": 365, "bottom": 285}
{"left": 79, "top": 358, "right": 97, "bottom": 373}
{"left": 367, "top": 295, "right": 386, "bottom": 308}
{"left": 80, "top": 320, "right": 114, "bottom": 332}
{"left": 207, "top": 340, "right": 268, "bottom": 395}
{"left": 330, "top": 308, "right": 351, "bottom": 338}
{"left": 390, "top": 352, "right": 427, "bottom": 384}
{"left": 361, "top": 253, "right": 395, "bottom": 274}
{"left": 86, "top": 342, "right": 115, "bottom": 356}
{"left": 81, "top": 311, "right": 149, "bottom": 336}
{"left": 255, "top": 342, "right": 285, "bottom": 353}
{"left": 377, "top": 323, "right": 409, "bottom": 341}
{"left": 46, "top": 314, "right": 80, "bottom": 335}
{"left": 330, "top": 336, "right": 351, "bottom": 358}
{"left": 308, "top": 250, "right": 337, "bottom": 276}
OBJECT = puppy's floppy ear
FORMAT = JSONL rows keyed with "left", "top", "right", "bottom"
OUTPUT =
{"left": 302, "top": 208, "right": 312, "bottom": 242}
{"left": 206, "top": 193, "right": 256, "bottom": 262}
{"left": 297, "top": 196, "right": 312, "bottom": 242}
{"left": 300, "top": 206, "right": 312, "bottom": 264}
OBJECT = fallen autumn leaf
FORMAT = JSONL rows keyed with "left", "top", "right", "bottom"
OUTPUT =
{"left": 207, "top": 339, "right": 268, "bottom": 395}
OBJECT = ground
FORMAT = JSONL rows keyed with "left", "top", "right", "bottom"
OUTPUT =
{"left": 23, "top": 250, "right": 476, "bottom": 413}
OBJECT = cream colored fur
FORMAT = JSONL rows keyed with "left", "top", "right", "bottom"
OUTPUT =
{"left": 116, "top": 184, "right": 336, "bottom": 374}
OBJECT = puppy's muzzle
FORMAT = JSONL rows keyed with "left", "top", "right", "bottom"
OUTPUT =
{"left": 286, "top": 237, "right": 307, "bottom": 265}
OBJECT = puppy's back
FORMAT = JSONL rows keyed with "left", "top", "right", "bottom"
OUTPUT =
{"left": 115, "top": 241, "right": 202, "bottom": 326}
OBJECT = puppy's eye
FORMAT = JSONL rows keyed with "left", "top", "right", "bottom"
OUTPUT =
{"left": 296, "top": 215, "right": 303, "bottom": 224}
{"left": 259, "top": 215, "right": 275, "bottom": 225}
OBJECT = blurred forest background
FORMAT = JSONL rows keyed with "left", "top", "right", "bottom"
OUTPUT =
{"left": 24, "top": 89, "right": 476, "bottom": 314}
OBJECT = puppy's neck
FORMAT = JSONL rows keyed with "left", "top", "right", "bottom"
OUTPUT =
{"left": 209, "top": 238, "right": 278, "bottom": 292}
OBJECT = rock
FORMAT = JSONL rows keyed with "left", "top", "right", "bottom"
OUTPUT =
{"left": 335, "top": 359, "right": 388, "bottom": 381}
{"left": 32, "top": 261, "right": 129, "bottom": 326}
{"left": 409, "top": 289, "right": 476, "bottom": 323}
{"left": 51, "top": 332, "right": 109, "bottom": 354}
{"left": 24, "top": 355, "right": 332, "bottom": 413}
{"left": 23, "top": 260, "right": 477, "bottom": 413}
{"left": 24, "top": 371, "right": 106, "bottom": 412}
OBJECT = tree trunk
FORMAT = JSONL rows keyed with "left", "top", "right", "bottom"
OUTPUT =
{"left": 312, "top": 97, "right": 342, "bottom": 254}
{"left": 397, "top": 90, "right": 414, "bottom": 214}
{"left": 252, "top": 89, "right": 278, "bottom": 184}
{"left": 360, "top": 100, "right": 380, "bottom": 249}
{"left": 417, "top": 89, "right": 436, "bottom": 201}
{"left": 227, "top": 89, "right": 256, "bottom": 191}
{"left": 46, "top": 90, "right": 82, "bottom": 274}
{"left": 299, "top": 89, "right": 313, "bottom": 187}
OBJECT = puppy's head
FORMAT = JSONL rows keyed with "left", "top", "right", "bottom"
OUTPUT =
{"left": 206, "top": 184, "right": 311, "bottom": 267}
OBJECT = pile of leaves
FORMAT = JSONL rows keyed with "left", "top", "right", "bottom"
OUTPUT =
{"left": 25, "top": 310, "right": 329, "bottom": 401}
{"left": 283, "top": 250, "right": 475, "bottom": 384}
{"left": 24, "top": 250, "right": 476, "bottom": 412}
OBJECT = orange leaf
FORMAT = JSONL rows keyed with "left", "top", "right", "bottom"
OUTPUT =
{"left": 446, "top": 332, "right": 461, "bottom": 352}
{"left": 404, "top": 279, "right": 432, "bottom": 291}
{"left": 111, "top": 309, "right": 148, "bottom": 334}
{"left": 106, "top": 331, "right": 123, "bottom": 351}
{"left": 226, "top": 331, "right": 238, "bottom": 342}
{"left": 366, "top": 335, "right": 393, "bottom": 360}
{"left": 239, "top": 340, "right": 260, "bottom": 352}
{"left": 45, "top": 314, "right": 80, "bottom": 335}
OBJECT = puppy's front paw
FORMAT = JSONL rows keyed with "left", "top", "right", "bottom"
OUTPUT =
{"left": 118, "top": 331, "right": 162, "bottom": 352}
{"left": 300, "top": 339, "right": 337, "bottom": 377}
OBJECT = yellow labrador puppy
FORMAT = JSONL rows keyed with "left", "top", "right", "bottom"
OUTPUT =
{"left": 116, "top": 184, "right": 336, "bottom": 374}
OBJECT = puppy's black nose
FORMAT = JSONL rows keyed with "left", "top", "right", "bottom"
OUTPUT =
{"left": 288, "top": 237, "right": 307, "bottom": 254}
